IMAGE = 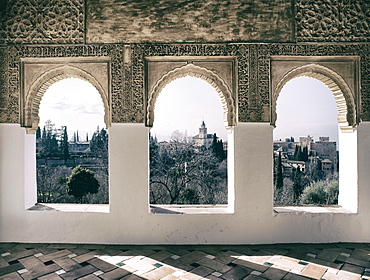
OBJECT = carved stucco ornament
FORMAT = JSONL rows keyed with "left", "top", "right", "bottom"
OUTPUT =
{"left": 146, "top": 63, "right": 236, "bottom": 128}
{"left": 5, "top": 0, "right": 84, "bottom": 44}
{"left": 22, "top": 64, "right": 111, "bottom": 134}
{"left": 296, "top": 0, "right": 370, "bottom": 42}
{"left": 272, "top": 63, "right": 357, "bottom": 132}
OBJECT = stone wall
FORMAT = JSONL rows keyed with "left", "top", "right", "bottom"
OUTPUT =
{"left": 86, "top": 0, "right": 294, "bottom": 43}
{"left": 0, "top": 1, "right": 369, "bottom": 122}
{"left": 1, "top": 1, "right": 368, "bottom": 44}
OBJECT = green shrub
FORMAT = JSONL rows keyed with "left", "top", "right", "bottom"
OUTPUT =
{"left": 300, "top": 179, "right": 339, "bottom": 205}
{"left": 326, "top": 180, "right": 339, "bottom": 204}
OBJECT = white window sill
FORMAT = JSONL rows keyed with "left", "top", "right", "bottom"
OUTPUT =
{"left": 150, "top": 204, "right": 232, "bottom": 214}
{"left": 27, "top": 203, "right": 110, "bottom": 213}
{"left": 273, "top": 205, "right": 355, "bottom": 214}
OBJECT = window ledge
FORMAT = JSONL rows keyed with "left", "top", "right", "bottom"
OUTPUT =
{"left": 150, "top": 204, "right": 232, "bottom": 214}
{"left": 27, "top": 203, "right": 109, "bottom": 213}
{"left": 273, "top": 205, "right": 355, "bottom": 214}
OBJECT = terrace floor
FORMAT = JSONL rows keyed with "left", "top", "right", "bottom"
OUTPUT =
{"left": 1, "top": 243, "right": 370, "bottom": 280}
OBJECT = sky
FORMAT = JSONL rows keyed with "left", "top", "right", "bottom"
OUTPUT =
{"left": 150, "top": 76, "right": 228, "bottom": 141}
{"left": 274, "top": 76, "right": 339, "bottom": 143}
{"left": 38, "top": 75, "right": 339, "bottom": 144}
{"left": 38, "top": 78, "right": 105, "bottom": 141}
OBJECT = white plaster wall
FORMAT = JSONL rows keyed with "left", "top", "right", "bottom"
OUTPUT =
{"left": 338, "top": 128, "right": 358, "bottom": 212}
{"left": 0, "top": 122, "right": 370, "bottom": 244}
{"left": 24, "top": 133, "right": 37, "bottom": 209}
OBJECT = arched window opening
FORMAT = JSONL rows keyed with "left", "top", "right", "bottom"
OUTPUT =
{"left": 273, "top": 76, "right": 340, "bottom": 206}
{"left": 37, "top": 78, "right": 109, "bottom": 204}
{"left": 149, "top": 76, "right": 229, "bottom": 206}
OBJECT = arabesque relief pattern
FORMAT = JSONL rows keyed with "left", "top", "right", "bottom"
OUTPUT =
{"left": 132, "top": 43, "right": 255, "bottom": 122}
{"left": 363, "top": 49, "right": 370, "bottom": 121}
{"left": 0, "top": 5, "right": 6, "bottom": 44}
{"left": 268, "top": 43, "right": 370, "bottom": 121}
{"left": 146, "top": 63, "right": 236, "bottom": 128}
{"left": 1, "top": 43, "right": 369, "bottom": 123}
{"left": 2, "top": 44, "right": 124, "bottom": 123}
{"left": 296, "top": 0, "right": 370, "bottom": 42}
{"left": 271, "top": 63, "right": 357, "bottom": 130}
{"left": 0, "top": 48, "right": 7, "bottom": 113}
{"left": 249, "top": 44, "right": 270, "bottom": 121}
{"left": 4, "top": 0, "right": 84, "bottom": 44}
{"left": 22, "top": 63, "right": 111, "bottom": 133}
{"left": 4, "top": 0, "right": 368, "bottom": 44}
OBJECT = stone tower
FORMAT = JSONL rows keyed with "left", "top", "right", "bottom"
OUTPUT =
{"left": 199, "top": 121, "right": 207, "bottom": 140}
{"left": 194, "top": 121, "right": 213, "bottom": 148}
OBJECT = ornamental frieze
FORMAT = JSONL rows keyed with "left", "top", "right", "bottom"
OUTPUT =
{"left": 2, "top": 44, "right": 125, "bottom": 124}
{"left": 296, "top": 0, "right": 370, "bottom": 42}
{"left": 4, "top": 0, "right": 84, "bottom": 44}
{"left": 0, "top": 43, "right": 369, "bottom": 124}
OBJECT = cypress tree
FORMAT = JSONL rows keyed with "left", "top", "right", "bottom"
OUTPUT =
{"left": 210, "top": 133, "right": 219, "bottom": 158}
{"left": 294, "top": 145, "right": 304, "bottom": 161}
{"left": 61, "top": 126, "right": 69, "bottom": 161}
{"left": 90, "top": 128, "right": 108, "bottom": 158}
{"left": 275, "top": 152, "right": 284, "bottom": 190}
{"left": 293, "top": 166, "right": 303, "bottom": 203}
{"left": 39, "top": 123, "right": 59, "bottom": 158}
{"left": 49, "top": 134, "right": 59, "bottom": 157}
{"left": 302, "top": 146, "right": 308, "bottom": 161}
{"left": 217, "top": 139, "right": 225, "bottom": 160}
{"left": 210, "top": 133, "right": 226, "bottom": 161}
{"left": 211, "top": 133, "right": 217, "bottom": 154}
{"left": 36, "top": 126, "right": 41, "bottom": 140}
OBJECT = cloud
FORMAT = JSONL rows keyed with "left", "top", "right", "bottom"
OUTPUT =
{"left": 42, "top": 100, "right": 69, "bottom": 110}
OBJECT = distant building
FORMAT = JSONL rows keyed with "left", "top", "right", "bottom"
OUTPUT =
{"left": 193, "top": 121, "right": 215, "bottom": 148}
{"left": 321, "top": 159, "right": 333, "bottom": 175}
{"left": 299, "top": 135, "right": 313, "bottom": 150}
{"left": 274, "top": 135, "right": 338, "bottom": 178}
{"left": 69, "top": 141, "right": 90, "bottom": 154}
{"left": 311, "top": 137, "right": 337, "bottom": 169}
{"left": 273, "top": 140, "right": 298, "bottom": 160}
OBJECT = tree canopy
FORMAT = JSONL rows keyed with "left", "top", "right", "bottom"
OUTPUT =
{"left": 37, "top": 120, "right": 69, "bottom": 159}
{"left": 300, "top": 179, "right": 339, "bottom": 205}
{"left": 90, "top": 127, "right": 108, "bottom": 158}
{"left": 149, "top": 131, "right": 227, "bottom": 204}
{"left": 294, "top": 145, "right": 308, "bottom": 161}
{"left": 66, "top": 165, "right": 99, "bottom": 203}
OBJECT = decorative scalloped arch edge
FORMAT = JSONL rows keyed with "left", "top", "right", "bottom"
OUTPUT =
{"left": 146, "top": 63, "right": 236, "bottom": 128}
{"left": 272, "top": 63, "right": 357, "bottom": 132}
{"left": 23, "top": 65, "right": 111, "bottom": 134}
